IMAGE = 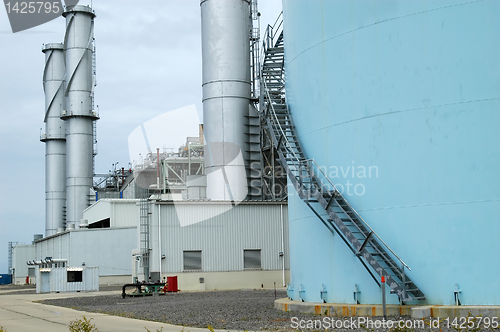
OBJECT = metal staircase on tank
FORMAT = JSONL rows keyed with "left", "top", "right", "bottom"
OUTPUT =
{"left": 258, "top": 18, "right": 425, "bottom": 304}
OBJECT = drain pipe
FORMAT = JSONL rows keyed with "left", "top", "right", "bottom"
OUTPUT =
{"left": 280, "top": 204, "right": 285, "bottom": 287}
{"left": 157, "top": 147, "right": 162, "bottom": 281}
{"left": 158, "top": 203, "right": 162, "bottom": 280}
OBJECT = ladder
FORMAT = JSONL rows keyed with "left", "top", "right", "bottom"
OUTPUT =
{"left": 259, "top": 29, "right": 425, "bottom": 303}
{"left": 8, "top": 242, "right": 18, "bottom": 275}
{"left": 246, "top": 0, "right": 264, "bottom": 200}
{"left": 91, "top": 37, "right": 98, "bottom": 174}
{"left": 139, "top": 187, "right": 150, "bottom": 281}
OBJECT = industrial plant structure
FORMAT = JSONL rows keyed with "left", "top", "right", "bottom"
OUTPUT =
{"left": 10, "top": 1, "right": 290, "bottom": 293}
{"left": 8, "top": 0, "right": 498, "bottom": 310}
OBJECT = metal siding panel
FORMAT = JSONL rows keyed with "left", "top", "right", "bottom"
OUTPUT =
{"left": 283, "top": 207, "right": 290, "bottom": 270}
{"left": 158, "top": 203, "right": 287, "bottom": 274}
{"left": 83, "top": 267, "right": 99, "bottom": 291}
{"left": 12, "top": 245, "right": 35, "bottom": 278}
{"left": 70, "top": 228, "right": 135, "bottom": 276}
{"left": 112, "top": 201, "right": 140, "bottom": 228}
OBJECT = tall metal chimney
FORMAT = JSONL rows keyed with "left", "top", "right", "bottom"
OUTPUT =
{"left": 41, "top": 43, "right": 66, "bottom": 236}
{"left": 62, "top": 5, "right": 98, "bottom": 228}
{"left": 200, "top": 0, "right": 251, "bottom": 201}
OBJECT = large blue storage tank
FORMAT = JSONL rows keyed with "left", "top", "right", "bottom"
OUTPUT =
{"left": 283, "top": 0, "right": 500, "bottom": 305}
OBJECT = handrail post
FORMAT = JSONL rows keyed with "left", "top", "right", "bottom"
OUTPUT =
{"left": 401, "top": 262, "right": 406, "bottom": 304}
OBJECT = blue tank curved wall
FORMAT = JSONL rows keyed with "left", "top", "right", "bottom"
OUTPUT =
{"left": 283, "top": 0, "right": 500, "bottom": 305}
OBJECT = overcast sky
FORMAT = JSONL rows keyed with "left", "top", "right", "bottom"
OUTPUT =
{"left": 0, "top": 0, "right": 283, "bottom": 274}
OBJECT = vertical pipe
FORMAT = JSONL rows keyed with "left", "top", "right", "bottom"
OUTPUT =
{"left": 200, "top": 0, "right": 251, "bottom": 201}
{"left": 62, "top": 5, "right": 98, "bottom": 229}
{"left": 381, "top": 275, "right": 387, "bottom": 319}
{"left": 158, "top": 203, "right": 161, "bottom": 281}
{"left": 157, "top": 148, "right": 160, "bottom": 191}
{"left": 42, "top": 43, "right": 66, "bottom": 236}
{"left": 281, "top": 204, "right": 285, "bottom": 287}
{"left": 401, "top": 263, "right": 406, "bottom": 305}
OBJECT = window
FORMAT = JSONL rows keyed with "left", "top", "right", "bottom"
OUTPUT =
{"left": 244, "top": 249, "right": 261, "bottom": 269}
{"left": 28, "top": 267, "right": 35, "bottom": 277}
{"left": 183, "top": 250, "right": 202, "bottom": 271}
{"left": 67, "top": 271, "right": 83, "bottom": 282}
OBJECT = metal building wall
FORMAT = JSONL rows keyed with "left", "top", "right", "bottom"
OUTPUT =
{"left": 12, "top": 245, "right": 36, "bottom": 284}
{"left": 37, "top": 267, "right": 99, "bottom": 293}
{"left": 62, "top": 5, "right": 98, "bottom": 228}
{"left": 200, "top": 0, "right": 252, "bottom": 200}
{"left": 35, "top": 232, "right": 71, "bottom": 265}
{"left": 147, "top": 202, "right": 289, "bottom": 274}
{"left": 110, "top": 200, "right": 140, "bottom": 228}
{"left": 83, "top": 199, "right": 139, "bottom": 228}
{"left": 41, "top": 43, "right": 66, "bottom": 236}
{"left": 69, "top": 228, "right": 135, "bottom": 276}
{"left": 283, "top": 0, "right": 500, "bottom": 305}
{"left": 35, "top": 228, "right": 135, "bottom": 277}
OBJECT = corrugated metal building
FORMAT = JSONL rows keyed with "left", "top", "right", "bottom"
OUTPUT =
{"left": 83, "top": 199, "right": 139, "bottom": 228}
{"left": 27, "top": 199, "right": 289, "bottom": 290}
{"left": 12, "top": 244, "right": 36, "bottom": 285}
{"left": 35, "top": 227, "right": 136, "bottom": 284}
{"left": 140, "top": 201, "right": 290, "bottom": 291}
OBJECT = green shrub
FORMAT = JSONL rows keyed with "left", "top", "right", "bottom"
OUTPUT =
{"left": 144, "top": 327, "right": 163, "bottom": 332}
{"left": 68, "top": 316, "right": 99, "bottom": 332}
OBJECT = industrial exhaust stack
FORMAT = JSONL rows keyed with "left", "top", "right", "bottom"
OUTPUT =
{"left": 41, "top": 43, "right": 66, "bottom": 236}
{"left": 200, "top": 0, "right": 252, "bottom": 201}
{"left": 62, "top": 5, "right": 98, "bottom": 229}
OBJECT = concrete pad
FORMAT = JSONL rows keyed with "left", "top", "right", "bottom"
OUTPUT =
{"left": 0, "top": 291, "right": 227, "bottom": 332}
{"left": 411, "top": 306, "right": 432, "bottom": 319}
{"left": 415, "top": 305, "right": 500, "bottom": 319}
{"left": 275, "top": 298, "right": 413, "bottom": 317}
{"left": 276, "top": 298, "right": 500, "bottom": 320}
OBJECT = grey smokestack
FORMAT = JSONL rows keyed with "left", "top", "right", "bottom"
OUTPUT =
{"left": 62, "top": 5, "right": 98, "bottom": 228}
{"left": 41, "top": 43, "right": 66, "bottom": 236}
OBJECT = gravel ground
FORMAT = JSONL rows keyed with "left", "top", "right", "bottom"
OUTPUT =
{"left": 39, "top": 289, "right": 499, "bottom": 331}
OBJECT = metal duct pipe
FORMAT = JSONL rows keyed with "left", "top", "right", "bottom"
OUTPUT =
{"left": 42, "top": 43, "right": 66, "bottom": 237}
{"left": 62, "top": 5, "right": 98, "bottom": 229}
{"left": 47, "top": 258, "right": 68, "bottom": 263}
{"left": 200, "top": 0, "right": 251, "bottom": 201}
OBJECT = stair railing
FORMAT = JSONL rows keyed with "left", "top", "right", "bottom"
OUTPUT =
{"left": 305, "top": 157, "right": 411, "bottom": 271}
{"left": 262, "top": 79, "right": 412, "bottom": 278}
{"left": 260, "top": 11, "right": 283, "bottom": 67}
